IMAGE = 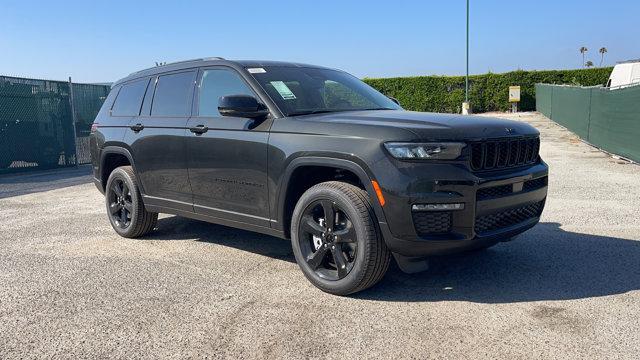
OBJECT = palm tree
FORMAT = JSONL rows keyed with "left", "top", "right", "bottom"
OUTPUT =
{"left": 579, "top": 47, "right": 588, "bottom": 67}
{"left": 599, "top": 47, "right": 608, "bottom": 67}
{"left": 585, "top": 61, "right": 594, "bottom": 68}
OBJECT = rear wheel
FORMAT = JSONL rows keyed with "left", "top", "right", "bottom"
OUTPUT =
{"left": 291, "top": 181, "right": 390, "bottom": 295}
{"left": 105, "top": 166, "right": 157, "bottom": 238}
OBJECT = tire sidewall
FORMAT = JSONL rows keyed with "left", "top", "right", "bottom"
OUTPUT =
{"left": 291, "top": 185, "right": 374, "bottom": 294}
{"left": 105, "top": 167, "right": 143, "bottom": 237}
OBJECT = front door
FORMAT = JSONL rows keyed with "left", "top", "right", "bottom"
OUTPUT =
{"left": 185, "top": 67, "right": 270, "bottom": 227}
{"left": 125, "top": 71, "right": 196, "bottom": 212}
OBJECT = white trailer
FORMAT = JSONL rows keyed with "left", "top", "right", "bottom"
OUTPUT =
{"left": 606, "top": 59, "right": 640, "bottom": 88}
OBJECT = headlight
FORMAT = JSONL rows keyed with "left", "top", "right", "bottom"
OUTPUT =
{"left": 384, "top": 142, "right": 466, "bottom": 160}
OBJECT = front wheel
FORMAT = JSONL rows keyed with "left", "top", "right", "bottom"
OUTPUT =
{"left": 105, "top": 166, "right": 157, "bottom": 238}
{"left": 291, "top": 181, "right": 390, "bottom": 295}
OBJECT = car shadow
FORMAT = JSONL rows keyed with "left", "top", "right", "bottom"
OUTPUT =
{"left": 147, "top": 217, "right": 640, "bottom": 303}
{"left": 0, "top": 165, "right": 92, "bottom": 199}
{"left": 356, "top": 222, "right": 640, "bottom": 303}
{"left": 149, "top": 216, "right": 296, "bottom": 264}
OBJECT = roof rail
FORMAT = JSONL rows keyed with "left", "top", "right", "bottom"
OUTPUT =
{"left": 617, "top": 59, "right": 640, "bottom": 64}
{"left": 128, "top": 57, "right": 226, "bottom": 77}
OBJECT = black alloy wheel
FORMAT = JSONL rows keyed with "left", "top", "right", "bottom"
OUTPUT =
{"left": 291, "top": 181, "right": 391, "bottom": 295}
{"left": 105, "top": 166, "right": 157, "bottom": 238}
{"left": 298, "top": 199, "right": 358, "bottom": 280}
{"left": 108, "top": 178, "right": 133, "bottom": 229}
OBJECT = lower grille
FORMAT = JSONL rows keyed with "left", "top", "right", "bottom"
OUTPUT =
{"left": 477, "top": 184, "right": 512, "bottom": 200}
{"left": 475, "top": 200, "right": 545, "bottom": 235}
{"left": 523, "top": 176, "right": 548, "bottom": 192}
{"left": 477, "top": 176, "right": 548, "bottom": 200}
{"left": 413, "top": 211, "right": 452, "bottom": 236}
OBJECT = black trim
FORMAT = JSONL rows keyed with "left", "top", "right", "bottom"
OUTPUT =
{"left": 144, "top": 202, "right": 285, "bottom": 239}
{"left": 99, "top": 146, "right": 140, "bottom": 192}
{"left": 276, "top": 156, "right": 386, "bottom": 234}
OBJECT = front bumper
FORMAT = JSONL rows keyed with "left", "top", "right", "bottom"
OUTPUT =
{"left": 374, "top": 159, "right": 549, "bottom": 257}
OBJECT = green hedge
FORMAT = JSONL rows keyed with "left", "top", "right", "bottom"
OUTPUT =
{"left": 364, "top": 67, "right": 612, "bottom": 114}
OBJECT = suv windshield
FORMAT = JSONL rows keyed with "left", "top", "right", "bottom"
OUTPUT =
{"left": 247, "top": 66, "right": 401, "bottom": 116}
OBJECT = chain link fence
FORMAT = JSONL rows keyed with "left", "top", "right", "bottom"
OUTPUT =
{"left": 0, "top": 76, "right": 110, "bottom": 174}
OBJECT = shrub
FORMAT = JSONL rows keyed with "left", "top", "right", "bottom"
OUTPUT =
{"left": 363, "top": 67, "right": 612, "bottom": 113}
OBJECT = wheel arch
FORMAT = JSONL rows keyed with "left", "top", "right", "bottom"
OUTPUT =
{"left": 99, "top": 146, "right": 142, "bottom": 193}
{"left": 277, "top": 156, "right": 388, "bottom": 239}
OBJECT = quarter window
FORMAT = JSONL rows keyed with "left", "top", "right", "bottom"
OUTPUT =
{"left": 198, "top": 69, "right": 255, "bottom": 117}
{"left": 111, "top": 79, "right": 148, "bottom": 116}
{"left": 151, "top": 72, "right": 196, "bottom": 117}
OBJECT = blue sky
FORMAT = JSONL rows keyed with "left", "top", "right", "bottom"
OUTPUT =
{"left": 1, "top": 0, "right": 638, "bottom": 83}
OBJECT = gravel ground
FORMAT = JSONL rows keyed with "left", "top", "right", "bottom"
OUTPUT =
{"left": 1, "top": 112, "right": 639, "bottom": 359}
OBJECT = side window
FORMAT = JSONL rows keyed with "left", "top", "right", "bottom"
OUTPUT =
{"left": 139, "top": 76, "right": 156, "bottom": 116}
{"left": 111, "top": 78, "right": 148, "bottom": 116}
{"left": 151, "top": 72, "right": 196, "bottom": 117}
{"left": 198, "top": 69, "right": 255, "bottom": 117}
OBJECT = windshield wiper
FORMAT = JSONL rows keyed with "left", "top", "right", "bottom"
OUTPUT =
{"left": 357, "top": 107, "right": 397, "bottom": 111}
{"left": 287, "top": 110, "right": 339, "bottom": 117}
{"left": 287, "top": 108, "right": 397, "bottom": 117}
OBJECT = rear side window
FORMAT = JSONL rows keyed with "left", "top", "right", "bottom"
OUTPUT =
{"left": 151, "top": 72, "right": 196, "bottom": 116}
{"left": 198, "top": 69, "right": 255, "bottom": 117}
{"left": 111, "top": 79, "right": 148, "bottom": 116}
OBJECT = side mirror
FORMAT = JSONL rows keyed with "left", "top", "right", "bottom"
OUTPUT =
{"left": 218, "top": 95, "right": 269, "bottom": 119}
{"left": 388, "top": 96, "right": 400, "bottom": 106}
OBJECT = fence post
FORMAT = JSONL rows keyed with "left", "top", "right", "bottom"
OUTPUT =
{"left": 549, "top": 85, "right": 553, "bottom": 120}
{"left": 68, "top": 76, "right": 78, "bottom": 167}
{"left": 586, "top": 87, "right": 593, "bottom": 142}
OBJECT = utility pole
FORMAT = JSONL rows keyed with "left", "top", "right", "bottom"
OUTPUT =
{"left": 462, "top": 0, "right": 471, "bottom": 115}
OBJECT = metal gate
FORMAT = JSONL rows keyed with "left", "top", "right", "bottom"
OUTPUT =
{"left": 0, "top": 76, "right": 110, "bottom": 174}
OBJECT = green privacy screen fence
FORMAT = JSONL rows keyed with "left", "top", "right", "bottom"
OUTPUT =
{"left": 0, "top": 76, "right": 110, "bottom": 174}
{"left": 536, "top": 83, "right": 640, "bottom": 163}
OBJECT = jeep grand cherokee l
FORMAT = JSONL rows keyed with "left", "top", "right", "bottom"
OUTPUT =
{"left": 90, "top": 58, "right": 548, "bottom": 295}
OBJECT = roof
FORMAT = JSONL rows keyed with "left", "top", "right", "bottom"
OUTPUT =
{"left": 617, "top": 59, "right": 640, "bottom": 64}
{"left": 114, "top": 58, "right": 330, "bottom": 86}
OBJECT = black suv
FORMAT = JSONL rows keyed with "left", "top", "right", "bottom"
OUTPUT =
{"left": 90, "top": 58, "right": 548, "bottom": 295}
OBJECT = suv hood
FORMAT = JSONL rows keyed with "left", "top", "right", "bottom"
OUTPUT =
{"left": 306, "top": 110, "right": 539, "bottom": 140}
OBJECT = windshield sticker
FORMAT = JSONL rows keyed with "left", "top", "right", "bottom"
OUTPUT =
{"left": 270, "top": 81, "right": 297, "bottom": 100}
{"left": 247, "top": 68, "right": 266, "bottom": 74}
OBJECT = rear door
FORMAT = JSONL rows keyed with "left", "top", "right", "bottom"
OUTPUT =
{"left": 125, "top": 70, "right": 196, "bottom": 211}
{"left": 631, "top": 63, "right": 640, "bottom": 85}
{"left": 185, "top": 67, "right": 271, "bottom": 227}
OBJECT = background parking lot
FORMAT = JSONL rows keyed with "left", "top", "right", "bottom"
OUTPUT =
{"left": 1, "top": 112, "right": 639, "bottom": 359}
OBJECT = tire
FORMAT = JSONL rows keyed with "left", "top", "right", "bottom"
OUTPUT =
{"left": 291, "top": 181, "right": 391, "bottom": 295}
{"left": 105, "top": 166, "right": 157, "bottom": 238}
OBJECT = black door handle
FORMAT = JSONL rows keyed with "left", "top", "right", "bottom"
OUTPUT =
{"left": 130, "top": 123, "right": 144, "bottom": 132}
{"left": 189, "top": 125, "right": 208, "bottom": 134}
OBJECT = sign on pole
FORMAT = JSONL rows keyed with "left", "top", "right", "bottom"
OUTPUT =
{"left": 509, "top": 86, "right": 521, "bottom": 103}
{"left": 509, "top": 86, "right": 520, "bottom": 113}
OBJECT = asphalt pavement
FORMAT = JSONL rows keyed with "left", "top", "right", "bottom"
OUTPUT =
{"left": 1, "top": 112, "right": 638, "bottom": 359}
